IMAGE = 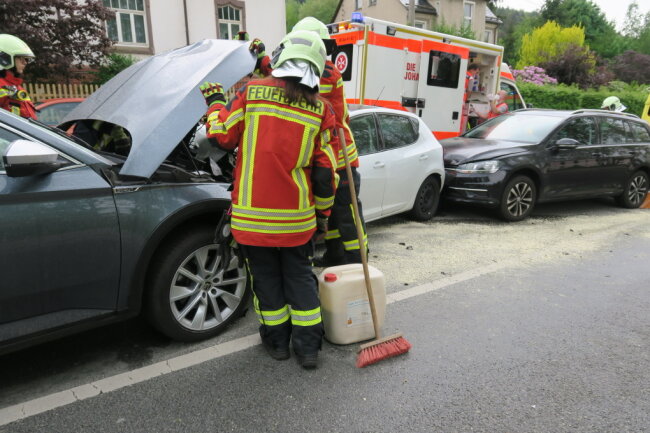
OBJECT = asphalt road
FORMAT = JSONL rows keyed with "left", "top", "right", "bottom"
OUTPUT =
{"left": 1, "top": 200, "right": 649, "bottom": 432}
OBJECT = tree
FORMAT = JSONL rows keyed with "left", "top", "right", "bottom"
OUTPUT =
{"left": 432, "top": 19, "right": 475, "bottom": 40}
{"left": 622, "top": 1, "right": 650, "bottom": 55}
{"left": 286, "top": 0, "right": 338, "bottom": 30}
{"left": 610, "top": 50, "right": 650, "bottom": 84}
{"left": 0, "top": 0, "right": 113, "bottom": 83}
{"left": 539, "top": 44, "right": 607, "bottom": 88}
{"left": 286, "top": 0, "right": 300, "bottom": 30}
{"left": 539, "top": 0, "right": 624, "bottom": 58}
{"left": 517, "top": 21, "right": 588, "bottom": 68}
{"left": 95, "top": 53, "right": 137, "bottom": 84}
{"left": 495, "top": 7, "right": 541, "bottom": 66}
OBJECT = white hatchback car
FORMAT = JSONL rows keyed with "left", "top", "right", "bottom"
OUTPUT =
{"left": 349, "top": 106, "right": 445, "bottom": 222}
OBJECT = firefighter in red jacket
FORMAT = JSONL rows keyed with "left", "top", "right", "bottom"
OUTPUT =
{"left": 250, "top": 17, "right": 367, "bottom": 266}
{"left": 201, "top": 30, "right": 338, "bottom": 369}
{"left": 0, "top": 34, "right": 36, "bottom": 119}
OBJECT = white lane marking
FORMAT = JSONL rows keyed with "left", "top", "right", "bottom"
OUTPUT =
{"left": 0, "top": 334, "right": 260, "bottom": 426}
{"left": 0, "top": 220, "right": 638, "bottom": 427}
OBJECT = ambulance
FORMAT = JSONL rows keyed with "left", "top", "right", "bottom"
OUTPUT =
{"left": 328, "top": 14, "right": 526, "bottom": 140}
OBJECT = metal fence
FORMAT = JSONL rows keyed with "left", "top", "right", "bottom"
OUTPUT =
{"left": 25, "top": 83, "right": 100, "bottom": 103}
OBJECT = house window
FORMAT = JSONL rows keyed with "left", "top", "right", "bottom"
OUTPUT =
{"left": 356, "top": 0, "right": 363, "bottom": 10}
{"left": 103, "top": 0, "right": 147, "bottom": 45}
{"left": 217, "top": 5, "right": 242, "bottom": 40}
{"left": 414, "top": 20, "right": 427, "bottom": 29}
{"left": 463, "top": 1, "right": 474, "bottom": 27}
{"left": 369, "top": 0, "right": 377, "bottom": 5}
{"left": 484, "top": 29, "right": 493, "bottom": 43}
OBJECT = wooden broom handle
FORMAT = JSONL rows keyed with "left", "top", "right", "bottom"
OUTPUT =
{"left": 338, "top": 128, "right": 382, "bottom": 340}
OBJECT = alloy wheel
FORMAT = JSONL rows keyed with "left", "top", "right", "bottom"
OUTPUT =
{"left": 627, "top": 173, "right": 648, "bottom": 206}
{"left": 169, "top": 245, "right": 247, "bottom": 332}
{"left": 506, "top": 181, "right": 534, "bottom": 218}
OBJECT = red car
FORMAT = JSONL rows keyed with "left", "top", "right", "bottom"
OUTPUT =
{"left": 35, "top": 97, "right": 85, "bottom": 126}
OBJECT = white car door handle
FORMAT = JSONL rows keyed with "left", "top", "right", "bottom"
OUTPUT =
{"left": 419, "top": 155, "right": 429, "bottom": 161}
{"left": 373, "top": 162, "right": 385, "bottom": 168}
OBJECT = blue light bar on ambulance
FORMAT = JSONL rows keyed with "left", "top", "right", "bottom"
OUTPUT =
{"left": 351, "top": 12, "right": 364, "bottom": 23}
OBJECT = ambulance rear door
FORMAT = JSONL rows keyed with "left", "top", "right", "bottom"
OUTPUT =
{"left": 331, "top": 29, "right": 365, "bottom": 103}
{"left": 417, "top": 40, "right": 469, "bottom": 139}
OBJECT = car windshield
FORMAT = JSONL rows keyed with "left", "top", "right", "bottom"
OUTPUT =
{"left": 464, "top": 113, "right": 565, "bottom": 144}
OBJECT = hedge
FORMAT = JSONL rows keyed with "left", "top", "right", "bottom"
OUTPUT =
{"left": 517, "top": 82, "right": 649, "bottom": 117}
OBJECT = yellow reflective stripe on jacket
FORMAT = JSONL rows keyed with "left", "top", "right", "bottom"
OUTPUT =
{"left": 208, "top": 108, "right": 244, "bottom": 135}
{"left": 247, "top": 104, "right": 321, "bottom": 128}
{"left": 239, "top": 114, "right": 258, "bottom": 207}
{"left": 336, "top": 142, "right": 359, "bottom": 169}
{"left": 291, "top": 307, "right": 322, "bottom": 327}
{"left": 233, "top": 204, "right": 315, "bottom": 220}
{"left": 292, "top": 126, "right": 315, "bottom": 209}
{"left": 320, "top": 129, "right": 337, "bottom": 168}
{"left": 314, "top": 194, "right": 335, "bottom": 210}
{"left": 231, "top": 217, "right": 316, "bottom": 234}
{"left": 319, "top": 83, "right": 333, "bottom": 94}
{"left": 336, "top": 78, "right": 344, "bottom": 89}
{"left": 254, "top": 298, "right": 290, "bottom": 326}
{"left": 325, "top": 229, "right": 340, "bottom": 240}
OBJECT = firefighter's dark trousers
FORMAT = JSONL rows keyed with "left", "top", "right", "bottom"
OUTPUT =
{"left": 324, "top": 166, "right": 368, "bottom": 263}
{"left": 241, "top": 242, "right": 323, "bottom": 355}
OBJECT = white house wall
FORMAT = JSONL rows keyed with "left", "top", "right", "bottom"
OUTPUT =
{"left": 243, "top": 0, "right": 286, "bottom": 50}
{"left": 116, "top": 0, "right": 285, "bottom": 57}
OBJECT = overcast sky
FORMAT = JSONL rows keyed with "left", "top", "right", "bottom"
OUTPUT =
{"left": 496, "top": 0, "right": 649, "bottom": 31}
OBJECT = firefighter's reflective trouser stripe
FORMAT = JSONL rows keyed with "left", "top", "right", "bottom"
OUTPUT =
{"left": 242, "top": 242, "right": 323, "bottom": 354}
{"left": 324, "top": 166, "right": 367, "bottom": 264}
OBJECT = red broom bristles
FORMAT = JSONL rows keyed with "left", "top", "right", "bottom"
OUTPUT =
{"left": 356, "top": 335, "right": 412, "bottom": 368}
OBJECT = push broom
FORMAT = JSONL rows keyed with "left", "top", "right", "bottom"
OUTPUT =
{"left": 337, "top": 128, "right": 412, "bottom": 368}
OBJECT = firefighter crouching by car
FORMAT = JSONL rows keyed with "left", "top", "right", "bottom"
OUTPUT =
{"left": 201, "top": 30, "right": 338, "bottom": 369}
{"left": 0, "top": 34, "right": 36, "bottom": 119}
{"left": 250, "top": 17, "right": 368, "bottom": 266}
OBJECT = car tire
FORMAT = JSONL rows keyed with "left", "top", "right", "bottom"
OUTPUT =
{"left": 499, "top": 175, "right": 536, "bottom": 222}
{"left": 146, "top": 224, "right": 250, "bottom": 342}
{"left": 616, "top": 170, "right": 649, "bottom": 209}
{"left": 409, "top": 176, "right": 440, "bottom": 221}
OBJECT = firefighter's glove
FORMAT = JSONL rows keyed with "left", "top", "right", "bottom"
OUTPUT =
{"left": 0, "top": 85, "right": 18, "bottom": 98}
{"left": 313, "top": 214, "right": 328, "bottom": 242}
{"left": 200, "top": 82, "right": 226, "bottom": 107}
{"left": 249, "top": 38, "right": 266, "bottom": 60}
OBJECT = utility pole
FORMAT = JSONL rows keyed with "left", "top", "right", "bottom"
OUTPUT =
{"left": 408, "top": 0, "right": 416, "bottom": 26}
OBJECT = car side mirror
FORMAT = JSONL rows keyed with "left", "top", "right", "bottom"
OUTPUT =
{"left": 2, "top": 139, "right": 65, "bottom": 177}
{"left": 554, "top": 137, "right": 580, "bottom": 150}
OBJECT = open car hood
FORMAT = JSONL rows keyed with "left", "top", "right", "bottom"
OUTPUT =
{"left": 62, "top": 39, "right": 255, "bottom": 178}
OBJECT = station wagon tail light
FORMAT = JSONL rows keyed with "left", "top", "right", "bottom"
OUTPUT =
{"left": 455, "top": 160, "right": 501, "bottom": 174}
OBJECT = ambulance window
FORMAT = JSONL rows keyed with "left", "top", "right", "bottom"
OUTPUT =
{"left": 426, "top": 51, "right": 460, "bottom": 89}
{"left": 376, "top": 114, "right": 419, "bottom": 149}
{"left": 500, "top": 82, "right": 523, "bottom": 111}
{"left": 349, "top": 114, "right": 380, "bottom": 155}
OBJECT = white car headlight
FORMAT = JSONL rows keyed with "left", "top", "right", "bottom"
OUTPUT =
{"left": 455, "top": 160, "right": 501, "bottom": 174}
